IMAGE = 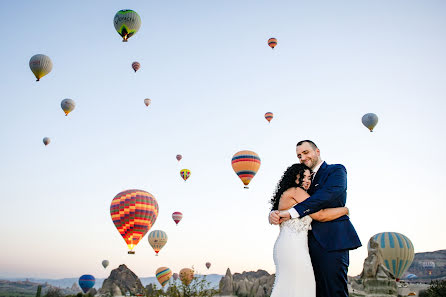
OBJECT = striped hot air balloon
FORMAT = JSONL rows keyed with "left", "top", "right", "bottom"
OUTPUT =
{"left": 172, "top": 212, "right": 183, "bottom": 225}
{"left": 114, "top": 10, "right": 141, "bottom": 42}
{"left": 268, "top": 38, "right": 277, "bottom": 49}
{"left": 29, "top": 54, "right": 52, "bottom": 81}
{"left": 148, "top": 230, "right": 168, "bottom": 255}
{"left": 265, "top": 112, "right": 273, "bottom": 123}
{"left": 180, "top": 169, "right": 191, "bottom": 181}
{"left": 132, "top": 61, "right": 140, "bottom": 72}
{"left": 156, "top": 267, "right": 172, "bottom": 287}
{"left": 368, "top": 232, "right": 414, "bottom": 280}
{"left": 79, "top": 275, "right": 95, "bottom": 293}
{"left": 110, "top": 189, "right": 158, "bottom": 254}
{"left": 231, "top": 150, "right": 261, "bottom": 189}
{"left": 179, "top": 268, "right": 194, "bottom": 286}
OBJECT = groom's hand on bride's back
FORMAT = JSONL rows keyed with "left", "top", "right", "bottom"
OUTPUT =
{"left": 269, "top": 210, "right": 281, "bottom": 225}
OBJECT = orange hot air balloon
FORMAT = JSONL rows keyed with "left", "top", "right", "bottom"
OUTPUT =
{"left": 268, "top": 38, "right": 277, "bottom": 49}
{"left": 132, "top": 62, "right": 140, "bottom": 72}
{"left": 172, "top": 212, "right": 183, "bottom": 225}
{"left": 110, "top": 189, "right": 159, "bottom": 254}
{"left": 179, "top": 268, "right": 194, "bottom": 285}
{"left": 264, "top": 112, "right": 273, "bottom": 123}
{"left": 231, "top": 150, "right": 261, "bottom": 189}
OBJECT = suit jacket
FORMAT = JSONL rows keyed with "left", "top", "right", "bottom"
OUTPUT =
{"left": 293, "top": 162, "right": 362, "bottom": 251}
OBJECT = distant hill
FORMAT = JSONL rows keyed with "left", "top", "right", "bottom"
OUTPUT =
{"left": 405, "top": 249, "right": 446, "bottom": 281}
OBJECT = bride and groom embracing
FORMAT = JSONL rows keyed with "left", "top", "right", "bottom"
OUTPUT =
{"left": 268, "top": 140, "right": 362, "bottom": 297}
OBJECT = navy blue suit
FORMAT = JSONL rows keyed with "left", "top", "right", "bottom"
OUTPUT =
{"left": 293, "top": 162, "right": 361, "bottom": 297}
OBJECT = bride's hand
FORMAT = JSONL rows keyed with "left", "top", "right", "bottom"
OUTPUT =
{"left": 278, "top": 210, "right": 291, "bottom": 223}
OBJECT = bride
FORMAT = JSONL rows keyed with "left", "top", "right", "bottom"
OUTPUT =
{"left": 269, "top": 164, "right": 349, "bottom": 297}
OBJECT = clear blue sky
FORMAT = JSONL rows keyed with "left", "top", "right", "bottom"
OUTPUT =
{"left": 1, "top": 0, "right": 445, "bottom": 279}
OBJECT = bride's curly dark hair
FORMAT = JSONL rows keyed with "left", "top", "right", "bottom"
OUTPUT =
{"left": 270, "top": 163, "right": 312, "bottom": 211}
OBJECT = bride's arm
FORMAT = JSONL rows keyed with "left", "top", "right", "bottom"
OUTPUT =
{"left": 309, "top": 207, "right": 349, "bottom": 222}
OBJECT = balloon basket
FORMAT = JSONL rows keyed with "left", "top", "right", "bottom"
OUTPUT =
{"left": 244, "top": 186, "right": 249, "bottom": 189}
{"left": 128, "top": 251, "right": 135, "bottom": 255}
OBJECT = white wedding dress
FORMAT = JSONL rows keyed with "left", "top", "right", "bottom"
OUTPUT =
{"left": 270, "top": 216, "right": 316, "bottom": 297}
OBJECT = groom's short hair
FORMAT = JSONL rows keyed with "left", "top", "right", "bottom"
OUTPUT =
{"left": 296, "top": 140, "right": 318, "bottom": 150}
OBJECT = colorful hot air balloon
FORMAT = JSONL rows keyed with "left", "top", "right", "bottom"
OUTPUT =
{"left": 179, "top": 268, "right": 194, "bottom": 286}
{"left": 102, "top": 260, "right": 109, "bottom": 269}
{"left": 172, "top": 273, "right": 179, "bottom": 281}
{"left": 132, "top": 61, "right": 140, "bottom": 72}
{"left": 205, "top": 262, "right": 211, "bottom": 270}
{"left": 268, "top": 38, "right": 277, "bottom": 49}
{"left": 144, "top": 98, "right": 151, "bottom": 107}
{"left": 29, "top": 54, "right": 52, "bottom": 81}
{"left": 264, "top": 112, "right": 273, "bottom": 123}
{"left": 61, "top": 99, "right": 75, "bottom": 116}
{"left": 148, "top": 230, "right": 168, "bottom": 255}
{"left": 114, "top": 10, "right": 141, "bottom": 42}
{"left": 172, "top": 212, "right": 183, "bottom": 225}
{"left": 180, "top": 169, "right": 191, "bottom": 181}
{"left": 176, "top": 154, "right": 182, "bottom": 161}
{"left": 368, "top": 232, "right": 414, "bottom": 280}
{"left": 79, "top": 275, "right": 95, "bottom": 293}
{"left": 43, "top": 137, "right": 50, "bottom": 146}
{"left": 231, "top": 150, "right": 261, "bottom": 189}
{"left": 362, "top": 113, "right": 378, "bottom": 132}
{"left": 110, "top": 189, "right": 159, "bottom": 254}
{"left": 156, "top": 267, "right": 172, "bottom": 287}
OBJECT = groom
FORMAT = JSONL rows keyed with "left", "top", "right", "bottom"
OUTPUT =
{"left": 269, "top": 140, "right": 361, "bottom": 297}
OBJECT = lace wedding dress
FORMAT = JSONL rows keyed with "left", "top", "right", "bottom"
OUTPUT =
{"left": 270, "top": 216, "right": 315, "bottom": 297}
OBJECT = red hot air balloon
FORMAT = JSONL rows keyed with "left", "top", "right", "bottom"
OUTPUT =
{"left": 110, "top": 189, "right": 159, "bottom": 254}
{"left": 132, "top": 62, "right": 140, "bottom": 72}
{"left": 268, "top": 38, "right": 277, "bottom": 49}
{"left": 172, "top": 212, "right": 183, "bottom": 225}
{"left": 176, "top": 154, "right": 182, "bottom": 161}
{"left": 264, "top": 112, "right": 273, "bottom": 123}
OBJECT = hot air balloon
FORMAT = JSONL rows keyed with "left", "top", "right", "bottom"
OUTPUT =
{"left": 29, "top": 54, "right": 52, "bottom": 81}
{"left": 144, "top": 98, "right": 151, "bottom": 107}
{"left": 132, "top": 62, "right": 140, "bottom": 72}
{"left": 114, "top": 10, "right": 141, "bottom": 42}
{"left": 176, "top": 154, "right": 182, "bottom": 161}
{"left": 79, "top": 275, "right": 95, "bottom": 293}
{"left": 148, "top": 230, "right": 168, "bottom": 255}
{"left": 205, "top": 262, "right": 211, "bottom": 270}
{"left": 180, "top": 169, "right": 191, "bottom": 181}
{"left": 265, "top": 112, "right": 273, "bottom": 123}
{"left": 172, "top": 273, "right": 179, "bottom": 281}
{"left": 179, "top": 268, "right": 194, "bottom": 285}
{"left": 61, "top": 99, "right": 75, "bottom": 116}
{"left": 43, "top": 137, "right": 50, "bottom": 146}
{"left": 421, "top": 261, "right": 435, "bottom": 275}
{"left": 102, "top": 260, "right": 109, "bottom": 269}
{"left": 156, "top": 267, "right": 172, "bottom": 287}
{"left": 368, "top": 232, "right": 414, "bottom": 280}
{"left": 362, "top": 113, "right": 378, "bottom": 132}
{"left": 231, "top": 150, "right": 261, "bottom": 189}
{"left": 110, "top": 189, "right": 159, "bottom": 254}
{"left": 268, "top": 38, "right": 277, "bottom": 49}
{"left": 172, "top": 212, "right": 183, "bottom": 225}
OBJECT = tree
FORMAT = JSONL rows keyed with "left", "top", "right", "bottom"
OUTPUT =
{"left": 418, "top": 280, "right": 446, "bottom": 297}
{"left": 43, "top": 288, "right": 63, "bottom": 297}
{"left": 36, "top": 285, "right": 42, "bottom": 297}
{"left": 146, "top": 276, "right": 218, "bottom": 297}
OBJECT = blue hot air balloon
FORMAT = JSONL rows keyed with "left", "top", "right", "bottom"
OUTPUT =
{"left": 79, "top": 275, "right": 95, "bottom": 293}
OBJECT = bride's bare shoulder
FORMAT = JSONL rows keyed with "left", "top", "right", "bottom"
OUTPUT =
{"left": 290, "top": 187, "right": 309, "bottom": 202}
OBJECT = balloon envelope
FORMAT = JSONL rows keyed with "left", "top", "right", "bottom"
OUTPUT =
{"left": 43, "top": 137, "right": 50, "bottom": 146}
{"left": 61, "top": 99, "right": 75, "bottom": 116}
{"left": 132, "top": 62, "right": 140, "bottom": 72}
{"left": 180, "top": 169, "right": 191, "bottom": 181}
{"left": 156, "top": 267, "right": 172, "bottom": 287}
{"left": 110, "top": 189, "right": 159, "bottom": 253}
{"left": 231, "top": 150, "right": 261, "bottom": 188}
{"left": 268, "top": 38, "right": 277, "bottom": 49}
{"left": 29, "top": 54, "right": 52, "bottom": 81}
{"left": 102, "top": 260, "right": 109, "bottom": 269}
{"left": 206, "top": 262, "right": 211, "bottom": 269}
{"left": 368, "top": 232, "right": 414, "bottom": 279}
{"left": 144, "top": 98, "right": 151, "bottom": 107}
{"left": 179, "top": 268, "right": 194, "bottom": 285}
{"left": 172, "top": 273, "right": 179, "bottom": 281}
{"left": 264, "top": 112, "right": 273, "bottom": 123}
{"left": 362, "top": 113, "right": 378, "bottom": 132}
{"left": 172, "top": 212, "right": 183, "bottom": 225}
{"left": 114, "top": 10, "right": 141, "bottom": 42}
{"left": 176, "top": 154, "right": 182, "bottom": 161}
{"left": 79, "top": 275, "right": 95, "bottom": 293}
{"left": 148, "top": 230, "right": 168, "bottom": 255}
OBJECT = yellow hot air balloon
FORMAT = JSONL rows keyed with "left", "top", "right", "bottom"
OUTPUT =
{"left": 180, "top": 169, "right": 191, "bottom": 181}
{"left": 368, "top": 232, "right": 414, "bottom": 280}
{"left": 148, "top": 230, "right": 168, "bottom": 255}
{"left": 231, "top": 150, "right": 261, "bottom": 189}
{"left": 29, "top": 54, "right": 53, "bottom": 81}
{"left": 179, "top": 268, "right": 194, "bottom": 285}
{"left": 156, "top": 267, "right": 172, "bottom": 287}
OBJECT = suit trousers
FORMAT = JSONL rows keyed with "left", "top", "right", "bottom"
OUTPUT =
{"left": 308, "top": 231, "right": 349, "bottom": 297}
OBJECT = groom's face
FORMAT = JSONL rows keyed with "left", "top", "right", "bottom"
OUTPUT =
{"left": 296, "top": 142, "right": 320, "bottom": 170}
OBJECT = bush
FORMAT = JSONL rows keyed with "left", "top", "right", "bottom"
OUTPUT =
{"left": 147, "top": 276, "right": 218, "bottom": 297}
{"left": 418, "top": 280, "right": 446, "bottom": 297}
{"left": 43, "top": 288, "right": 63, "bottom": 297}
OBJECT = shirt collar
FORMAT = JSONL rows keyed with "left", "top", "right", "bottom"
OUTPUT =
{"left": 312, "top": 160, "right": 324, "bottom": 177}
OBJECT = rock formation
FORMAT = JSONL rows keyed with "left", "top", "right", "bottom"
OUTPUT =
{"left": 349, "top": 238, "right": 398, "bottom": 297}
{"left": 219, "top": 269, "right": 274, "bottom": 297}
{"left": 98, "top": 264, "right": 145, "bottom": 297}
